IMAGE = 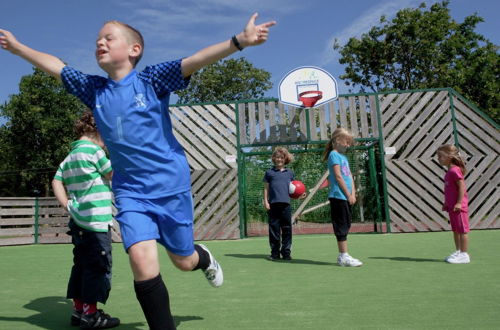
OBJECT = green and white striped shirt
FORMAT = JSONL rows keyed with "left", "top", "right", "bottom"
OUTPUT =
{"left": 54, "top": 140, "right": 113, "bottom": 232}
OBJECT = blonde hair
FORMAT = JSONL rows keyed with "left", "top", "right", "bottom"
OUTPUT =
{"left": 322, "top": 128, "right": 354, "bottom": 161}
{"left": 105, "top": 20, "right": 144, "bottom": 67}
{"left": 437, "top": 144, "right": 467, "bottom": 175}
{"left": 272, "top": 147, "right": 294, "bottom": 165}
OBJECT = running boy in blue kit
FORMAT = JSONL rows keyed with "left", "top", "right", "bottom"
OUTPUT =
{"left": 1, "top": 13, "right": 275, "bottom": 330}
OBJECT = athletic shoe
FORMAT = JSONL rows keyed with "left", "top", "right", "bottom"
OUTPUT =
{"left": 267, "top": 255, "right": 280, "bottom": 261}
{"left": 447, "top": 252, "right": 470, "bottom": 264}
{"left": 444, "top": 250, "right": 460, "bottom": 262}
{"left": 70, "top": 310, "right": 82, "bottom": 326}
{"left": 80, "top": 310, "right": 120, "bottom": 329}
{"left": 198, "top": 244, "right": 224, "bottom": 287}
{"left": 338, "top": 254, "right": 363, "bottom": 267}
{"left": 282, "top": 255, "right": 292, "bottom": 261}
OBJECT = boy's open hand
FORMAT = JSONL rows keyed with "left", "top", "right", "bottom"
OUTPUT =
{"left": 240, "top": 13, "right": 276, "bottom": 47}
{"left": 0, "top": 29, "right": 21, "bottom": 54}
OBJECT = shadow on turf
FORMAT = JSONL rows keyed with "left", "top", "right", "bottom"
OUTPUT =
{"left": 0, "top": 295, "right": 202, "bottom": 329}
{"left": 369, "top": 256, "right": 442, "bottom": 262}
{"left": 225, "top": 253, "right": 335, "bottom": 266}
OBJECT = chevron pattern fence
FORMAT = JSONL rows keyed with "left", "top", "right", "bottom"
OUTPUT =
{"left": 380, "top": 90, "right": 499, "bottom": 232}
{"left": 1, "top": 89, "right": 496, "bottom": 246}
{"left": 170, "top": 103, "right": 240, "bottom": 240}
{"left": 236, "top": 88, "right": 498, "bottom": 233}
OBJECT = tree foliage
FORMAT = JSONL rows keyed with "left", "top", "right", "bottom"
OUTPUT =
{"left": 0, "top": 68, "right": 85, "bottom": 196}
{"left": 334, "top": 1, "right": 499, "bottom": 122}
{"left": 175, "top": 57, "right": 272, "bottom": 104}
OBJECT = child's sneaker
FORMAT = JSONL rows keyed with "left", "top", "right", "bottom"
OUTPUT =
{"left": 444, "top": 250, "right": 460, "bottom": 262}
{"left": 80, "top": 310, "right": 120, "bottom": 329}
{"left": 338, "top": 254, "right": 363, "bottom": 267}
{"left": 70, "top": 310, "right": 82, "bottom": 326}
{"left": 198, "top": 244, "right": 223, "bottom": 287}
{"left": 447, "top": 252, "right": 470, "bottom": 264}
{"left": 267, "top": 255, "right": 280, "bottom": 261}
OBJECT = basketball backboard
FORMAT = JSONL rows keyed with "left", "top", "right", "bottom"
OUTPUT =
{"left": 278, "top": 66, "right": 338, "bottom": 107}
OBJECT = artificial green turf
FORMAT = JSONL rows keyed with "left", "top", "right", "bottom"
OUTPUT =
{"left": 0, "top": 230, "right": 499, "bottom": 329}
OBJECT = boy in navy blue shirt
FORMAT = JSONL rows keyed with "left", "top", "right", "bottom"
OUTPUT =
{"left": 1, "top": 13, "right": 275, "bottom": 330}
{"left": 263, "top": 147, "right": 296, "bottom": 261}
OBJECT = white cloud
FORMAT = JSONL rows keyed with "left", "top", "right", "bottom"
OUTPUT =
{"left": 110, "top": 0, "right": 310, "bottom": 64}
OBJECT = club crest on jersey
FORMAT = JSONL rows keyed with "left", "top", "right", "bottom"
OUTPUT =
{"left": 134, "top": 93, "right": 147, "bottom": 109}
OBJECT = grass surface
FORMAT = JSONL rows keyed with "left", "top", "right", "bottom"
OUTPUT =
{"left": 0, "top": 230, "right": 499, "bottom": 329}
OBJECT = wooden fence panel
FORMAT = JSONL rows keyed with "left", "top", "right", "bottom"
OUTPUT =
{"left": 0, "top": 197, "right": 123, "bottom": 246}
{"left": 237, "top": 96, "right": 383, "bottom": 146}
{"left": 381, "top": 90, "right": 499, "bottom": 232}
{"left": 170, "top": 104, "right": 240, "bottom": 240}
{"left": 1, "top": 89, "right": 496, "bottom": 246}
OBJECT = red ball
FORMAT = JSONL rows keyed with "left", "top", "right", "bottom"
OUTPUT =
{"left": 289, "top": 180, "right": 306, "bottom": 199}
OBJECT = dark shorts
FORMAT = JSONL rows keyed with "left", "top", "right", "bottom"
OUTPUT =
{"left": 329, "top": 198, "right": 351, "bottom": 241}
{"left": 67, "top": 219, "right": 112, "bottom": 304}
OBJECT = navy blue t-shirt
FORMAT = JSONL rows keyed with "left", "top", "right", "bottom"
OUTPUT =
{"left": 263, "top": 167, "right": 294, "bottom": 204}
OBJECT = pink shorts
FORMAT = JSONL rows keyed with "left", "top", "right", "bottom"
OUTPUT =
{"left": 448, "top": 211, "right": 470, "bottom": 233}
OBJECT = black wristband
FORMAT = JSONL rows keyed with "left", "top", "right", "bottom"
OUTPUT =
{"left": 231, "top": 35, "right": 243, "bottom": 51}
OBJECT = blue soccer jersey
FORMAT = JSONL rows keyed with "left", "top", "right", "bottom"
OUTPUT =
{"left": 61, "top": 60, "right": 190, "bottom": 199}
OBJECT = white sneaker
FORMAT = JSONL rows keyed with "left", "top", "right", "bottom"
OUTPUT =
{"left": 447, "top": 252, "right": 470, "bottom": 264}
{"left": 444, "top": 250, "right": 460, "bottom": 262}
{"left": 338, "top": 254, "right": 363, "bottom": 267}
{"left": 198, "top": 244, "right": 223, "bottom": 287}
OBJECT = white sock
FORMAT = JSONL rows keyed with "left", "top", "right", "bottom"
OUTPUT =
{"left": 340, "top": 253, "right": 348, "bottom": 258}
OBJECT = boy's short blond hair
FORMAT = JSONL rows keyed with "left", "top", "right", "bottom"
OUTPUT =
{"left": 106, "top": 20, "right": 144, "bottom": 67}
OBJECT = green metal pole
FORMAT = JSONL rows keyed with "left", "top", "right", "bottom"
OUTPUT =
{"left": 235, "top": 101, "right": 247, "bottom": 239}
{"left": 305, "top": 108, "right": 311, "bottom": 141}
{"left": 375, "top": 94, "right": 392, "bottom": 233}
{"left": 237, "top": 155, "right": 247, "bottom": 238}
{"left": 34, "top": 197, "right": 39, "bottom": 244}
{"left": 369, "top": 147, "right": 383, "bottom": 232}
{"left": 448, "top": 89, "right": 460, "bottom": 148}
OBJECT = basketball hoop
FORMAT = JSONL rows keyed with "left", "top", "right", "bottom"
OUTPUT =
{"left": 299, "top": 91, "right": 323, "bottom": 107}
{"left": 279, "top": 66, "right": 338, "bottom": 108}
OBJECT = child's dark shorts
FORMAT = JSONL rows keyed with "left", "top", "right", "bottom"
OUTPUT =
{"left": 329, "top": 198, "right": 352, "bottom": 241}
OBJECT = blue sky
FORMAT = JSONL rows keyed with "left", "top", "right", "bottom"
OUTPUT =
{"left": 1, "top": 0, "right": 499, "bottom": 107}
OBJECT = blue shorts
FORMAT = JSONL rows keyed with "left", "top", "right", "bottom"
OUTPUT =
{"left": 115, "top": 191, "right": 195, "bottom": 256}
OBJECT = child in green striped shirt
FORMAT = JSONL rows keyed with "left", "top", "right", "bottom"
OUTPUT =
{"left": 52, "top": 111, "right": 119, "bottom": 329}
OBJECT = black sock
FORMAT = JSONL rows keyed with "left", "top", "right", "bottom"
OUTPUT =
{"left": 134, "top": 274, "right": 176, "bottom": 330}
{"left": 193, "top": 244, "right": 210, "bottom": 271}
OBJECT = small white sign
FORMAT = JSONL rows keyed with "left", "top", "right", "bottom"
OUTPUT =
{"left": 385, "top": 147, "right": 396, "bottom": 155}
{"left": 225, "top": 155, "right": 237, "bottom": 163}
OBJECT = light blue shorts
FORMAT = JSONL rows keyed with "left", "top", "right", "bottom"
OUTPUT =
{"left": 115, "top": 191, "right": 195, "bottom": 256}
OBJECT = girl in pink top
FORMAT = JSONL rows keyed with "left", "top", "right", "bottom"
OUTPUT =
{"left": 437, "top": 144, "right": 470, "bottom": 264}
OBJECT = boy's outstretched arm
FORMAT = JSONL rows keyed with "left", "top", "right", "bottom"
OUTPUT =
{"left": 181, "top": 13, "right": 276, "bottom": 78}
{"left": 0, "top": 29, "right": 65, "bottom": 81}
